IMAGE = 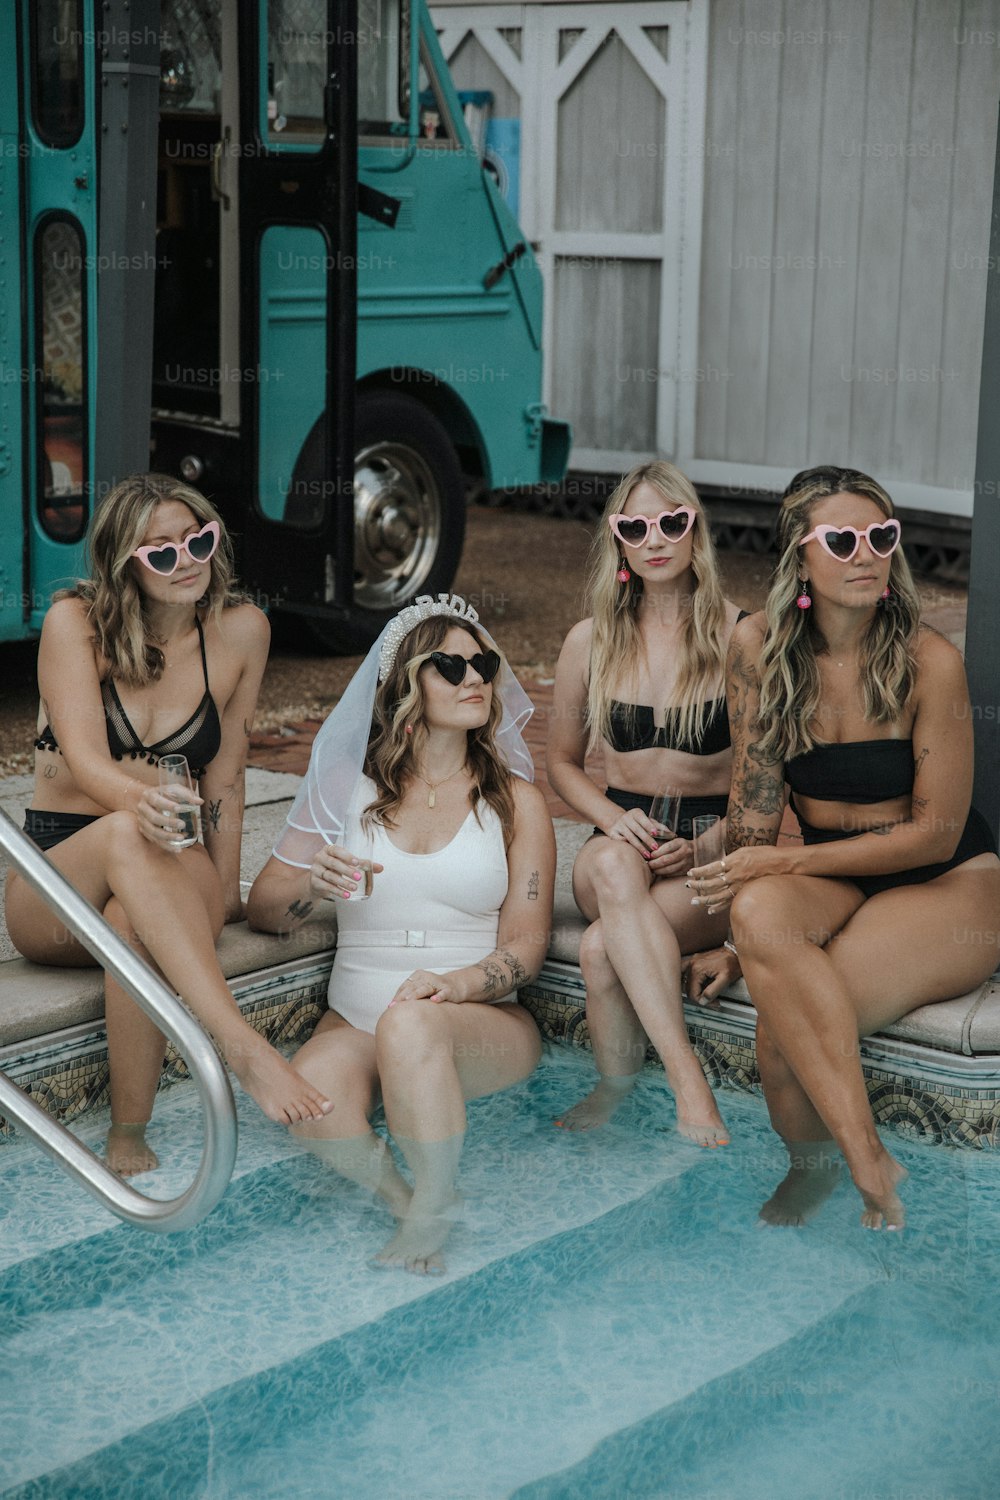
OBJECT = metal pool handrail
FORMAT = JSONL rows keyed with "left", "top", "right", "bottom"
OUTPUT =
{"left": 0, "top": 809, "right": 238, "bottom": 1232}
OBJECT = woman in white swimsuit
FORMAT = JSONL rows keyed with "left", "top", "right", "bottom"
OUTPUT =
{"left": 248, "top": 595, "right": 555, "bottom": 1275}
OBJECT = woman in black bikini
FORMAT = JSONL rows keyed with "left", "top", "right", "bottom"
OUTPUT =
{"left": 689, "top": 466, "right": 1000, "bottom": 1230}
{"left": 546, "top": 461, "right": 745, "bottom": 1145}
{"left": 6, "top": 473, "right": 331, "bottom": 1175}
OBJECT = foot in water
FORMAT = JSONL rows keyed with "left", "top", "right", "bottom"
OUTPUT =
{"left": 105, "top": 1122, "right": 159, "bottom": 1177}
{"left": 554, "top": 1074, "right": 638, "bottom": 1131}
{"left": 759, "top": 1141, "right": 841, "bottom": 1226}
{"left": 374, "top": 1193, "right": 463, "bottom": 1277}
{"left": 851, "top": 1146, "right": 908, "bottom": 1231}
{"left": 671, "top": 1066, "right": 730, "bottom": 1148}
{"left": 228, "top": 1033, "right": 333, "bottom": 1125}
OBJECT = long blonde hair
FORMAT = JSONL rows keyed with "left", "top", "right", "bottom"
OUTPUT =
{"left": 757, "top": 466, "right": 921, "bottom": 761}
{"left": 364, "top": 615, "right": 517, "bottom": 844}
{"left": 587, "top": 460, "right": 729, "bottom": 753}
{"left": 57, "top": 473, "right": 246, "bottom": 686}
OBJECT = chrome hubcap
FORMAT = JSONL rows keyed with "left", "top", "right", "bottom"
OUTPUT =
{"left": 353, "top": 440, "right": 443, "bottom": 610}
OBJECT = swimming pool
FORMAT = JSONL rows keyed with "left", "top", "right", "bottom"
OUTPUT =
{"left": 2, "top": 1045, "right": 999, "bottom": 1498}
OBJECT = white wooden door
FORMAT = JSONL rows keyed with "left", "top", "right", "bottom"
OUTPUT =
{"left": 435, "top": 1, "right": 708, "bottom": 473}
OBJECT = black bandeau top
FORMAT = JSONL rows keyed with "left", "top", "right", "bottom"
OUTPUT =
{"left": 785, "top": 738, "right": 914, "bottom": 804}
{"left": 35, "top": 618, "right": 222, "bottom": 779}
{"left": 606, "top": 696, "right": 732, "bottom": 757}
{"left": 604, "top": 610, "right": 749, "bottom": 758}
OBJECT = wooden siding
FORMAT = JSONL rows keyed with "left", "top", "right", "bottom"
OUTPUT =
{"left": 696, "top": 0, "right": 1000, "bottom": 497}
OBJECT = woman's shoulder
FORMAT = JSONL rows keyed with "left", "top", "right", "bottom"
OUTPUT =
{"left": 209, "top": 600, "right": 270, "bottom": 656}
{"left": 912, "top": 622, "right": 967, "bottom": 687}
{"left": 559, "top": 617, "right": 594, "bottom": 656}
{"left": 510, "top": 774, "right": 551, "bottom": 827}
{"left": 43, "top": 592, "right": 91, "bottom": 635}
{"left": 728, "top": 608, "right": 767, "bottom": 655}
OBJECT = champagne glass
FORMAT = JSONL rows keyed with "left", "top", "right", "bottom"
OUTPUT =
{"left": 648, "top": 787, "right": 682, "bottom": 842}
{"left": 691, "top": 814, "right": 725, "bottom": 872}
{"left": 157, "top": 754, "right": 201, "bottom": 849}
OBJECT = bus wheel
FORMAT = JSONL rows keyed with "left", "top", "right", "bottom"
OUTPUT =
{"left": 289, "top": 392, "right": 467, "bottom": 653}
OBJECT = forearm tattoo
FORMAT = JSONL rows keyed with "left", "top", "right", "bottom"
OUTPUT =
{"left": 475, "top": 947, "right": 528, "bottom": 997}
{"left": 527, "top": 870, "right": 539, "bottom": 901}
{"left": 286, "top": 898, "right": 314, "bottom": 924}
{"left": 207, "top": 799, "right": 222, "bottom": 832}
{"left": 725, "top": 636, "right": 784, "bottom": 851}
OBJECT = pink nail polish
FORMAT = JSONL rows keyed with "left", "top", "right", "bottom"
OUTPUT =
{"left": 352, "top": 870, "right": 362, "bottom": 881}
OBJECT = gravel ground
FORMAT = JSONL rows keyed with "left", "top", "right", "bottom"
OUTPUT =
{"left": 0, "top": 502, "right": 963, "bottom": 778}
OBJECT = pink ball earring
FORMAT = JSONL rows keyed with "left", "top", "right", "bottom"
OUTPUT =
{"left": 616, "top": 562, "right": 631, "bottom": 583}
{"left": 404, "top": 724, "right": 414, "bottom": 735}
{"left": 795, "top": 581, "right": 812, "bottom": 610}
{"left": 881, "top": 586, "right": 891, "bottom": 601}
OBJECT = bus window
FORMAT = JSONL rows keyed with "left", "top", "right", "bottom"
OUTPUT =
{"left": 160, "top": 2, "right": 222, "bottom": 115}
{"left": 358, "top": 0, "right": 405, "bottom": 138}
{"left": 267, "top": 0, "right": 326, "bottom": 146}
{"left": 35, "top": 218, "right": 88, "bottom": 542}
{"left": 30, "top": 0, "right": 84, "bottom": 148}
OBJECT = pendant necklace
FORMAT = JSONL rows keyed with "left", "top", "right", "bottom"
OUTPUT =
{"left": 413, "top": 763, "right": 467, "bottom": 809}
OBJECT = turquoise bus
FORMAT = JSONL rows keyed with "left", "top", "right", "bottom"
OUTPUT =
{"left": 1, "top": 0, "right": 569, "bottom": 650}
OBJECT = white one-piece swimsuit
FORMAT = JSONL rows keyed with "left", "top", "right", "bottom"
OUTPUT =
{"left": 327, "top": 776, "right": 510, "bottom": 1034}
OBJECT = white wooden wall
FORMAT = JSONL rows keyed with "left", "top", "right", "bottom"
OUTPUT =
{"left": 434, "top": 0, "right": 1000, "bottom": 517}
{"left": 692, "top": 0, "right": 1000, "bottom": 518}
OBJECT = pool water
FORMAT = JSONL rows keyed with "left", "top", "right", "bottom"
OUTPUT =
{"left": 2, "top": 1045, "right": 999, "bottom": 1499}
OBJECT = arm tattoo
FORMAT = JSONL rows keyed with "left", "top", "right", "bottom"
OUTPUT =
{"left": 207, "top": 799, "right": 222, "bottom": 832}
{"left": 499, "top": 948, "right": 529, "bottom": 987}
{"left": 286, "top": 899, "right": 314, "bottom": 923}
{"left": 476, "top": 956, "right": 507, "bottom": 995}
{"left": 475, "top": 948, "right": 528, "bottom": 996}
{"left": 527, "top": 870, "right": 539, "bottom": 901}
{"left": 914, "top": 747, "right": 930, "bottom": 777}
{"left": 736, "top": 767, "right": 784, "bottom": 816}
{"left": 726, "top": 805, "right": 778, "bottom": 851}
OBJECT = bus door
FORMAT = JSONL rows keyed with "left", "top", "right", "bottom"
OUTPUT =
{"left": 236, "top": 0, "right": 358, "bottom": 625}
{"left": 11, "top": 0, "right": 98, "bottom": 640}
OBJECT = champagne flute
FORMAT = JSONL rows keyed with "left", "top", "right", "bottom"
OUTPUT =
{"left": 691, "top": 814, "right": 725, "bottom": 872}
{"left": 157, "top": 754, "right": 201, "bottom": 849}
{"left": 648, "top": 787, "right": 682, "bottom": 843}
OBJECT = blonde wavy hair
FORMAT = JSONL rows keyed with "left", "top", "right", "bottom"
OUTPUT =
{"left": 57, "top": 473, "right": 246, "bottom": 686}
{"left": 757, "top": 466, "right": 921, "bottom": 761}
{"left": 587, "top": 460, "right": 729, "bottom": 753}
{"left": 363, "top": 615, "right": 516, "bottom": 844}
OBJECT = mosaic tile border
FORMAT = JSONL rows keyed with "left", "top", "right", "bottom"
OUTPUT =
{"left": 521, "top": 961, "right": 1000, "bottom": 1150}
{"left": 0, "top": 954, "right": 334, "bottom": 1140}
{"left": 4, "top": 949, "right": 1000, "bottom": 1149}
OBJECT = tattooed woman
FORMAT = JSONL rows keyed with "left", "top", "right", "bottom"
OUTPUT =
{"left": 7, "top": 474, "right": 332, "bottom": 1177}
{"left": 689, "top": 467, "right": 1000, "bottom": 1231}
{"left": 546, "top": 461, "right": 747, "bottom": 1145}
{"left": 248, "top": 596, "right": 555, "bottom": 1275}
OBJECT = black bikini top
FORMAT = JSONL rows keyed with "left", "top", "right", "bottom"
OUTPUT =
{"left": 603, "top": 610, "right": 748, "bottom": 757}
{"left": 786, "top": 738, "right": 914, "bottom": 804}
{"left": 606, "top": 696, "right": 732, "bottom": 756}
{"left": 35, "top": 618, "right": 222, "bottom": 779}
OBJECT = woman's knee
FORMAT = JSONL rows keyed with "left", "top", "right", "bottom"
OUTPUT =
{"left": 730, "top": 876, "right": 805, "bottom": 949}
{"left": 375, "top": 1000, "right": 450, "bottom": 1063}
{"left": 578, "top": 838, "right": 649, "bottom": 899}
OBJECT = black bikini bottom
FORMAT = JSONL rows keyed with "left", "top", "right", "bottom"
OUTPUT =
{"left": 23, "top": 809, "right": 102, "bottom": 852}
{"left": 594, "top": 788, "right": 729, "bottom": 840}
{"left": 794, "top": 804, "right": 997, "bottom": 898}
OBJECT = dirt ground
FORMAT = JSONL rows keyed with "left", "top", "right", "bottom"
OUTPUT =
{"left": 0, "top": 503, "right": 963, "bottom": 777}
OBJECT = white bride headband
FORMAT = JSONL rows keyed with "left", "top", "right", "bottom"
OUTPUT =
{"left": 273, "top": 594, "right": 535, "bottom": 869}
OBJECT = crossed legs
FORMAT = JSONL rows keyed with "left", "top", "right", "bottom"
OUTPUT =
{"left": 291, "top": 999, "right": 542, "bottom": 1274}
{"left": 731, "top": 858, "right": 1000, "bottom": 1229}
{"left": 558, "top": 836, "right": 731, "bottom": 1145}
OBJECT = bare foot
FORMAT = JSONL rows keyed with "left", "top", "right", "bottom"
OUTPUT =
{"left": 760, "top": 1143, "right": 841, "bottom": 1226}
{"left": 105, "top": 1123, "right": 159, "bottom": 1177}
{"left": 672, "top": 1069, "right": 730, "bottom": 1148}
{"left": 554, "top": 1075, "right": 637, "bottom": 1131}
{"left": 676, "top": 1116, "right": 731, "bottom": 1148}
{"left": 851, "top": 1147, "right": 908, "bottom": 1231}
{"left": 228, "top": 1035, "right": 333, "bottom": 1125}
{"left": 373, "top": 1193, "right": 463, "bottom": 1276}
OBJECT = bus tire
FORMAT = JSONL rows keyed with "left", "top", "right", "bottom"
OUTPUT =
{"left": 286, "top": 392, "right": 467, "bottom": 654}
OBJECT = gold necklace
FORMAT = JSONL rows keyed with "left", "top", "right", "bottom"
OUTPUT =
{"left": 412, "top": 763, "right": 467, "bottom": 808}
